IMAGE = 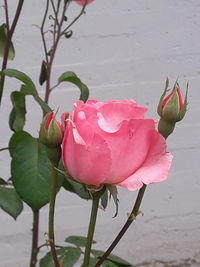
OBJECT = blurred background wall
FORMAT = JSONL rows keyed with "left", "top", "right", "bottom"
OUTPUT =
{"left": 0, "top": 0, "right": 200, "bottom": 266}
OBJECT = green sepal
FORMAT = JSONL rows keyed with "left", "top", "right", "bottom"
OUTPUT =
{"left": 157, "top": 77, "right": 169, "bottom": 116}
{"left": 107, "top": 185, "right": 119, "bottom": 217}
{"left": 177, "top": 83, "right": 188, "bottom": 121}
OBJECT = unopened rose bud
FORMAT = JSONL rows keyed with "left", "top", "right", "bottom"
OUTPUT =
{"left": 157, "top": 78, "right": 188, "bottom": 138}
{"left": 71, "top": 0, "right": 94, "bottom": 6}
{"left": 39, "top": 112, "right": 63, "bottom": 148}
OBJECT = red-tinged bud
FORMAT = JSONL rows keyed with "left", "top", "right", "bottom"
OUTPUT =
{"left": 39, "top": 112, "right": 63, "bottom": 148}
{"left": 157, "top": 78, "right": 188, "bottom": 138}
{"left": 71, "top": 0, "right": 94, "bottom": 6}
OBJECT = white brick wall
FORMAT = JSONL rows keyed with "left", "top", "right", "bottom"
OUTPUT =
{"left": 0, "top": 0, "right": 200, "bottom": 266}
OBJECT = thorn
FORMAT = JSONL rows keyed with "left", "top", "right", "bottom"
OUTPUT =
{"left": 127, "top": 213, "right": 136, "bottom": 221}
{"left": 137, "top": 210, "right": 144, "bottom": 216}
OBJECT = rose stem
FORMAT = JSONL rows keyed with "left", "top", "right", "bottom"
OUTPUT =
{"left": 82, "top": 191, "right": 101, "bottom": 267}
{"left": 0, "top": 0, "right": 24, "bottom": 106}
{"left": 48, "top": 163, "right": 60, "bottom": 266}
{"left": 95, "top": 184, "right": 147, "bottom": 266}
{"left": 30, "top": 210, "right": 39, "bottom": 267}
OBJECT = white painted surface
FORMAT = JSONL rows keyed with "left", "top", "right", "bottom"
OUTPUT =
{"left": 0, "top": 0, "right": 200, "bottom": 266}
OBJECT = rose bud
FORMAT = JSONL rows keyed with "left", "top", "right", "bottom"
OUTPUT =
{"left": 39, "top": 112, "right": 63, "bottom": 148}
{"left": 71, "top": 0, "right": 94, "bottom": 6}
{"left": 62, "top": 100, "right": 172, "bottom": 191}
{"left": 157, "top": 79, "right": 188, "bottom": 138}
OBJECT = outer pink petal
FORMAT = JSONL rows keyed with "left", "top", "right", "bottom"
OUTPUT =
{"left": 118, "top": 131, "right": 173, "bottom": 191}
{"left": 104, "top": 119, "right": 155, "bottom": 184}
{"left": 73, "top": 103, "right": 98, "bottom": 145}
{"left": 62, "top": 123, "right": 111, "bottom": 186}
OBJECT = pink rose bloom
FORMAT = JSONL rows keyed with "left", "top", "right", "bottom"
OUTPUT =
{"left": 62, "top": 100, "right": 172, "bottom": 191}
{"left": 72, "top": 0, "right": 94, "bottom": 6}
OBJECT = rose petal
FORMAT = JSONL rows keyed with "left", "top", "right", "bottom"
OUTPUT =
{"left": 118, "top": 131, "right": 173, "bottom": 191}
{"left": 104, "top": 119, "right": 155, "bottom": 184}
{"left": 62, "top": 123, "right": 111, "bottom": 186}
{"left": 73, "top": 103, "right": 97, "bottom": 145}
{"left": 97, "top": 100, "right": 147, "bottom": 133}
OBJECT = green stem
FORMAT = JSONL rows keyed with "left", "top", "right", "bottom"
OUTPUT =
{"left": 30, "top": 210, "right": 39, "bottom": 267}
{"left": 158, "top": 118, "right": 175, "bottom": 139}
{"left": 48, "top": 163, "right": 60, "bottom": 267}
{"left": 95, "top": 184, "right": 147, "bottom": 266}
{"left": 61, "top": 0, "right": 88, "bottom": 36}
{"left": 82, "top": 191, "right": 101, "bottom": 267}
{"left": 0, "top": 0, "right": 24, "bottom": 106}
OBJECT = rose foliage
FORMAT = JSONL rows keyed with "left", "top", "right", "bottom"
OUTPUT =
{"left": 62, "top": 99, "right": 173, "bottom": 191}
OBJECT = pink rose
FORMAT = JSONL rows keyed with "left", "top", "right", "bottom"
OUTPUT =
{"left": 62, "top": 100, "right": 172, "bottom": 191}
{"left": 71, "top": 0, "right": 94, "bottom": 6}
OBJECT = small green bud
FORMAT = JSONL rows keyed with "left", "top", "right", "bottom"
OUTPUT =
{"left": 157, "top": 79, "right": 188, "bottom": 138}
{"left": 39, "top": 112, "right": 63, "bottom": 148}
{"left": 158, "top": 79, "right": 188, "bottom": 123}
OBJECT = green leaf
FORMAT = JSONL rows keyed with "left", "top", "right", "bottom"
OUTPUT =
{"left": 4, "top": 69, "right": 36, "bottom": 92}
{"left": 0, "top": 178, "right": 8, "bottom": 185}
{"left": 58, "top": 161, "right": 91, "bottom": 200}
{"left": 0, "top": 23, "right": 15, "bottom": 60}
{"left": 107, "top": 254, "right": 132, "bottom": 266}
{"left": 65, "top": 235, "right": 96, "bottom": 247}
{"left": 100, "top": 188, "right": 108, "bottom": 210}
{"left": 91, "top": 250, "right": 132, "bottom": 266}
{"left": 89, "top": 258, "right": 120, "bottom": 267}
{"left": 39, "top": 247, "right": 82, "bottom": 267}
{"left": 9, "top": 131, "right": 31, "bottom": 157}
{"left": 88, "top": 257, "right": 118, "bottom": 267}
{"left": 39, "top": 60, "right": 48, "bottom": 85}
{"left": 2, "top": 69, "right": 51, "bottom": 115}
{"left": 63, "top": 178, "right": 91, "bottom": 200}
{"left": 11, "top": 133, "right": 63, "bottom": 210}
{"left": 58, "top": 71, "right": 89, "bottom": 102}
{"left": 39, "top": 252, "right": 55, "bottom": 267}
{"left": 102, "top": 261, "right": 119, "bottom": 267}
{"left": 88, "top": 257, "right": 98, "bottom": 266}
{"left": 9, "top": 91, "right": 26, "bottom": 132}
{"left": 88, "top": 257, "right": 122, "bottom": 267}
{"left": 0, "top": 186, "right": 23, "bottom": 219}
{"left": 62, "top": 247, "right": 82, "bottom": 266}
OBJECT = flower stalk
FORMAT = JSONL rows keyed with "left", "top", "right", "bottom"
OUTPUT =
{"left": 0, "top": 0, "right": 24, "bottom": 106}
{"left": 82, "top": 190, "right": 102, "bottom": 267}
{"left": 48, "top": 162, "right": 60, "bottom": 267}
{"left": 95, "top": 184, "right": 147, "bottom": 266}
{"left": 157, "top": 78, "right": 188, "bottom": 138}
{"left": 30, "top": 210, "right": 39, "bottom": 267}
